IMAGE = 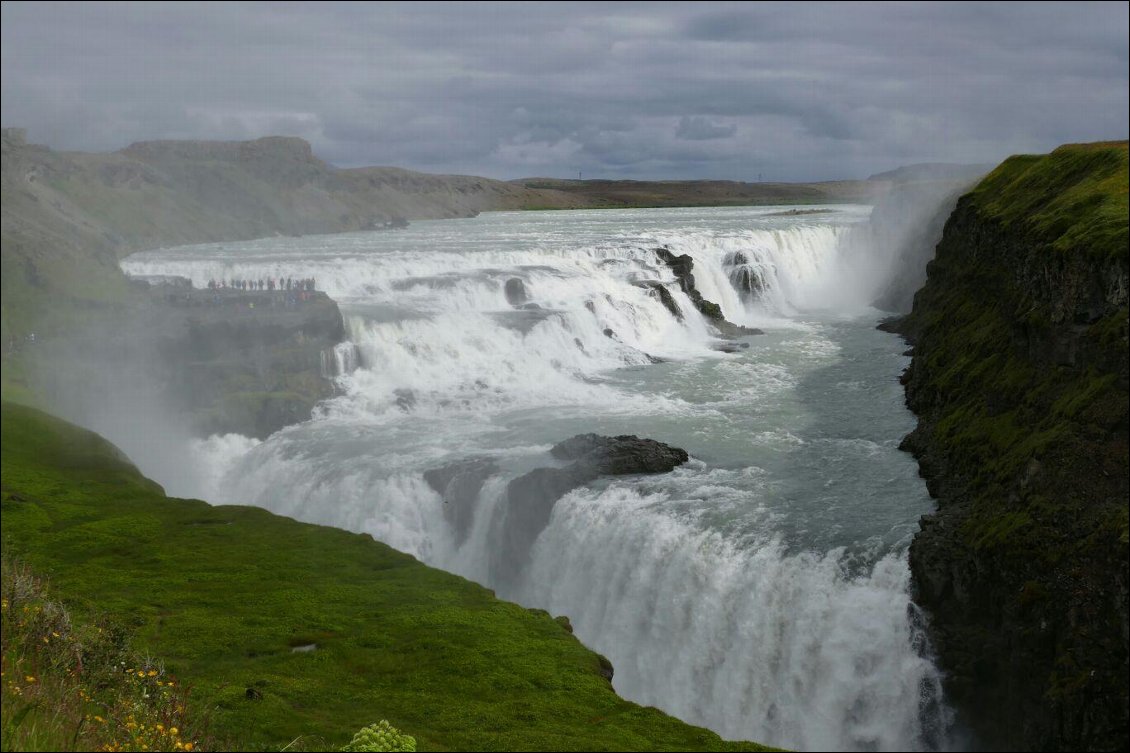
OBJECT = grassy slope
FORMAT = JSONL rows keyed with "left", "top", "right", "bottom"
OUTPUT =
{"left": 0, "top": 401, "right": 771, "bottom": 752}
{"left": 968, "top": 141, "right": 1128, "bottom": 261}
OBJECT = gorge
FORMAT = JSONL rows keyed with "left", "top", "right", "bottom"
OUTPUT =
{"left": 2, "top": 133, "right": 1126, "bottom": 753}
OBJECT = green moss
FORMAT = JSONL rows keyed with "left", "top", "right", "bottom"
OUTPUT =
{"left": 963, "top": 510, "right": 1033, "bottom": 551}
{"left": 969, "top": 142, "right": 1128, "bottom": 259}
{"left": 0, "top": 401, "right": 773, "bottom": 752}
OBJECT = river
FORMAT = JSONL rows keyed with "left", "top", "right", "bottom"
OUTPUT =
{"left": 121, "top": 205, "right": 952, "bottom": 751}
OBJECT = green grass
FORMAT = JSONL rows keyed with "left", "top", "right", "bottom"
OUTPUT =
{"left": 2, "top": 554, "right": 211, "bottom": 752}
{"left": 0, "top": 401, "right": 773, "bottom": 752}
{"left": 969, "top": 141, "right": 1128, "bottom": 260}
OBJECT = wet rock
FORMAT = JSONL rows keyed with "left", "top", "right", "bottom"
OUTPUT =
{"left": 728, "top": 266, "right": 765, "bottom": 297}
{"left": 500, "top": 434, "right": 689, "bottom": 577}
{"left": 653, "top": 246, "right": 764, "bottom": 338}
{"left": 424, "top": 458, "right": 499, "bottom": 547}
{"left": 504, "top": 277, "right": 528, "bottom": 307}
{"left": 642, "top": 281, "right": 684, "bottom": 321}
{"left": 596, "top": 654, "right": 615, "bottom": 682}
{"left": 549, "top": 433, "right": 689, "bottom": 474}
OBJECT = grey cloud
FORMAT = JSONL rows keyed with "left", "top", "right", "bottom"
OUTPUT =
{"left": 1, "top": 1, "right": 1126, "bottom": 181}
{"left": 676, "top": 116, "right": 737, "bottom": 140}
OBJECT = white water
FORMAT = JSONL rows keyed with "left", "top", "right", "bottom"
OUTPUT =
{"left": 122, "top": 205, "right": 952, "bottom": 751}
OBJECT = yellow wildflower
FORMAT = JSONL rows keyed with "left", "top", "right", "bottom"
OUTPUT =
{"left": 170, "top": 727, "right": 178, "bottom": 735}
{"left": 148, "top": 669, "right": 158, "bottom": 676}
{"left": 183, "top": 744, "right": 194, "bottom": 751}
{"left": 24, "top": 675, "right": 35, "bottom": 683}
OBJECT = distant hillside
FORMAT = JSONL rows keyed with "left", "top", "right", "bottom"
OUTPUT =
{"left": 0, "top": 129, "right": 587, "bottom": 339}
{"left": 512, "top": 176, "right": 884, "bottom": 208}
{"left": 1, "top": 128, "right": 890, "bottom": 341}
{"left": 867, "top": 162, "right": 993, "bottom": 184}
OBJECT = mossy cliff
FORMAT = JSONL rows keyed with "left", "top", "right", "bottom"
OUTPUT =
{"left": 1, "top": 401, "right": 772, "bottom": 751}
{"left": 890, "top": 142, "right": 1128, "bottom": 750}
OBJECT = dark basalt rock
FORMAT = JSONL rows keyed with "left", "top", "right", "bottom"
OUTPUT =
{"left": 642, "top": 281, "right": 684, "bottom": 321}
{"left": 654, "top": 246, "right": 764, "bottom": 338}
{"left": 424, "top": 457, "right": 499, "bottom": 547}
{"left": 500, "top": 434, "right": 689, "bottom": 577}
{"left": 889, "top": 161, "right": 1129, "bottom": 752}
{"left": 722, "top": 251, "right": 767, "bottom": 299}
{"left": 504, "top": 277, "right": 529, "bottom": 307}
{"left": 596, "top": 653, "right": 615, "bottom": 682}
{"left": 549, "top": 433, "right": 690, "bottom": 474}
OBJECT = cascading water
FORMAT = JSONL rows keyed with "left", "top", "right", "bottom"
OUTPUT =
{"left": 121, "top": 205, "right": 954, "bottom": 751}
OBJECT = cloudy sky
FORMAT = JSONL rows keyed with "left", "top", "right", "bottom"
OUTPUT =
{"left": 2, "top": 1, "right": 1127, "bottom": 181}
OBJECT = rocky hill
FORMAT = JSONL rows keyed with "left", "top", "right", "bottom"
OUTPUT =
{"left": 889, "top": 142, "right": 1129, "bottom": 750}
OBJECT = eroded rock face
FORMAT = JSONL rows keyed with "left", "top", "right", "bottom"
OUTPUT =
{"left": 499, "top": 434, "right": 689, "bottom": 578}
{"left": 653, "top": 247, "right": 763, "bottom": 337}
{"left": 642, "top": 281, "right": 684, "bottom": 321}
{"left": 424, "top": 458, "right": 499, "bottom": 547}
{"left": 37, "top": 284, "right": 346, "bottom": 440}
{"left": 889, "top": 155, "right": 1129, "bottom": 752}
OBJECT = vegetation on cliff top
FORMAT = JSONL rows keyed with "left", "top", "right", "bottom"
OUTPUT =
{"left": 0, "top": 401, "right": 771, "bottom": 752}
{"left": 969, "top": 141, "right": 1128, "bottom": 260}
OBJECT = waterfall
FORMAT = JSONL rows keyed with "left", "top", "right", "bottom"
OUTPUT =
{"left": 120, "top": 207, "right": 953, "bottom": 751}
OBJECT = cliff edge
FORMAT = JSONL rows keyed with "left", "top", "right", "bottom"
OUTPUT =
{"left": 891, "top": 142, "right": 1128, "bottom": 750}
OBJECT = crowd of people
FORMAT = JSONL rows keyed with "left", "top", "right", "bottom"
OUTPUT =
{"left": 207, "top": 276, "right": 316, "bottom": 292}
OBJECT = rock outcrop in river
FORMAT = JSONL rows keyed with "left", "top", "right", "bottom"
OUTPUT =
{"left": 501, "top": 434, "right": 689, "bottom": 577}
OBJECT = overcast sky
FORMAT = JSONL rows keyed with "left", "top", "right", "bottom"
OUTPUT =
{"left": 2, "top": 1, "right": 1127, "bottom": 181}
